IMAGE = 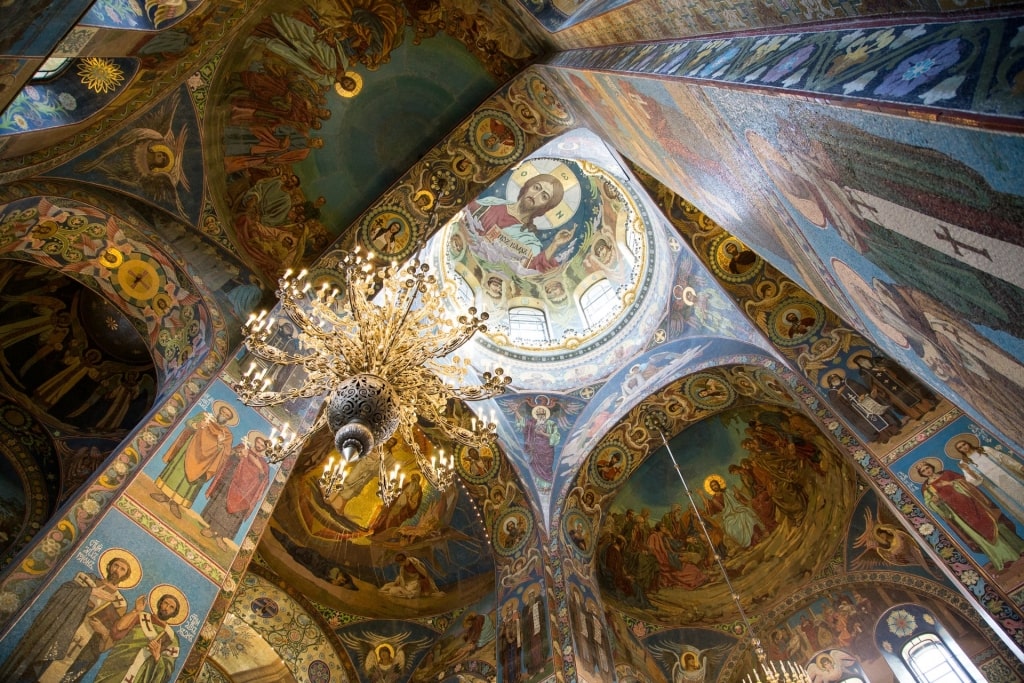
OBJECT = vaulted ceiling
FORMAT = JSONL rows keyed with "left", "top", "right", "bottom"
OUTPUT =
{"left": 1, "top": 2, "right": 1023, "bottom": 683}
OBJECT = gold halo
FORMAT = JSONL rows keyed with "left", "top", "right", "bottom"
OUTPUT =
{"left": 334, "top": 71, "right": 363, "bottom": 98}
{"left": 531, "top": 405, "right": 550, "bottom": 420}
{"left": 98, "top": 548, "right": 142, "bottom": 589}
{"left": 846, "top": 351, "right": 873, "bottom": 369}
{"left": 148, "top": 143, "right": 175, "bottom": 173}
{"left": 211, "top": 400, "right": 240, "bottom": 426}
{"left": 246, "top": 429, "right": 268, "bottom": 446}
{"left": 822, "top": 369, "right": 846, "bottom": 388}
{"left": 945, "top": 433, "right": 980, "bottom": 460}
{"left": 99, "top": 247, "right": 124, "bottom": 269}
{"left": 151, "top": 293, "right": 174, "bottom": 316}
{"left": 703, "top": 474, "right": 726, "bottom": 495}
{"left": 148, "top": 584, "right": 189, "bottom": 625}
{"left": 375, "top": 643, "right": 395, "bottom": 660}
{"left": 908, "top": 456, "right": 944, "bottom": 483}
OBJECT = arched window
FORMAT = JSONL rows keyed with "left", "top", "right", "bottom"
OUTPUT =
{"left": 902, "top": 633, "right": 972, "bottom": 683}
{"left": 875, "top": 604, "right": 985, "bottom": 683}
{"left": 508, "top": 307, "right": 549, "bottom": 344}
{"left": 31, "top": 57, "right": 71, "bottom": 81}
{"left": 579, "top": 278, "right": 618, "bottom": 330}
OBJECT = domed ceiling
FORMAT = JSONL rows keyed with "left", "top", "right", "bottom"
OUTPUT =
{"left": 205, "top": 0, "right": 542, "bottom": 282}
{"left": 0, "top": 260, "right": 159, "bottom": 562}
{"left": 436, "top": 128, "right": 672, "bottom": 394}
{"left": 597, "top": 403, "right": 857, "bottom": 626}
{"left": 260, "top": 427, "right": 496, "bottom": 620}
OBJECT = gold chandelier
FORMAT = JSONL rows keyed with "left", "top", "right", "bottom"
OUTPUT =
{"left": 660, "top": 433, "right": 811, "bottom": 683}
{"left": 234, "top": 244, "right": 510, "bottom": 499}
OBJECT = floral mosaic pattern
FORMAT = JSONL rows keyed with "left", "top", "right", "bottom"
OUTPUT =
{"left": 551, "top": 18, "right": 1024, "bottom": 118}
{"left": 0, "top": 58, "right": 139, "bottom": 136}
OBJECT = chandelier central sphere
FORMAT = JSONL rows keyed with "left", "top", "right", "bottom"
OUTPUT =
{"left": 326, "top": 373, "right": 401, "bottom": 458}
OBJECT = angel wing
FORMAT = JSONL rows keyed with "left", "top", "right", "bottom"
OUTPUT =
{"left": 851, "top": 506, "right": 937, "bottom": 576}
{"left": 345, "top": 630, "right": 433, "bottom": 675}
{"left": 76, "top": 92, "right": 191, "bottom": 215}
{"left": 507, "top": 395, "right": 537, "bottom": 431}
{"left": 647, "top": 640, "right": 683, "bottom": 677}
{"left": 144, "top": 0, "right": 188, "bottom": 27}
{"left": 696, "top": 643, "right": 730, "bottom": 673}
{"left": 336, "top": 630, "right": 375, "bottom": 670}
{"left": 876, "top": 523, "right": 939, "bottom": 576}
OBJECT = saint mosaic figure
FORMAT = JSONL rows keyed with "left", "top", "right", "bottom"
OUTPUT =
{"left": 152, "top": 400, "right": 238, "bottom": 518}
{"left": 200, "top": 430, "right": 271, "bottom": 548}
{"left": 465, "top": 173, "right": 569, "bottom": 273}
{"left": 911, "top": 456, "right": 1024, "bottom": 571}
{"left": 0, "top": 549, "right": 139, "bottom": 682}
{"left": 378, "top": 552, "right": 443, "bottom": 599}
{"left": 949, "top": 434, "right": 1024, "bottom": 527}
{"left": 93, "top": 586, "right": 186, "bottom": 683}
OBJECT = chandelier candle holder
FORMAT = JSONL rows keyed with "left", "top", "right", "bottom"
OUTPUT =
{"left": 234, "top": 245, "right": 510, "bottom": 488}
{"left": 378, "top": 461, "right": 405, "bottom": 506}
{"left": 421, "top": 448, "right": 456, "bottom": 491}
{"left": 659, "top": 432, "right": 812, "bottom": 683}
{"left": 319, "top": 455, "right": 350, "bottom": 499}
{"left": 262, "top": 423, "right": 298, "bottom": 464}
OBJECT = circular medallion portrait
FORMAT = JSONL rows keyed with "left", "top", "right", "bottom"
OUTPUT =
{"left": 563, "top": 509, "right": 594, "bottom": 557}
{"left": 711, "top": 235, "right": 761, "bottom": 282}
{"left": 769, "top": 298, "right": 825, "bottom": 347}
{"left": 359, "top": 206, "right": 416, "bottom": 261}
{"left": 470, "top": 109, "right": 524, "bottom": 165}
{"left": 525, "top": 73, "right": 573, "bottom": 126}
{"left": 685, "top": 373, "right": 735, "bottom": 410}
{"left": 456, "top": 443, "right": 499, "bottom": 484}
{"left": 494, "top": 507, "right": 532, "bottom": 556}
{"left": 590, "top": 441, "right": 631, "bottom": 490}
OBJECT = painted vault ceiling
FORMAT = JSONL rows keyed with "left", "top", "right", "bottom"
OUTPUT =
{"left": 0, "top": 2, "right": 1023, "bottom": 683}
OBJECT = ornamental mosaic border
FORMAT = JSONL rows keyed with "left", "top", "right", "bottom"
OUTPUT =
{"left": 549, "top": 17, "right": 1024, "bottom": 124}
{"left": 115, "top": 494, "right": 227, "bottom": 584}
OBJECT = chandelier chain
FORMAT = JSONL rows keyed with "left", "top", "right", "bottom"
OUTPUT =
{"left": 659, "top": 431, "right": 811, "bottom": 683}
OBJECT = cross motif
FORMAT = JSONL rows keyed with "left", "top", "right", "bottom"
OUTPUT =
{"left": 933, "top": 224, "right": 991, "bottom": 261}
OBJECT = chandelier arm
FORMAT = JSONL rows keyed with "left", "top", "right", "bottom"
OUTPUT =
{"left": 242, "top": 383, "right": 328, "bottom": 406}
{"left": 243, "top": 340, "right": 310, "bottom": 367}
{"left": 278, "top": 293, "right": 329, "bottom": 333}
{"left": 377, "top": 274, "right": 429, "bottom": 372}
{"left": 383, "top": 316, "right": 482, "bottom": 379}
{"left": 446, "top": 385, "right": 507, "bottom": 401}
{"left": 346, "top": 275, "right": 381, "bottom": 374}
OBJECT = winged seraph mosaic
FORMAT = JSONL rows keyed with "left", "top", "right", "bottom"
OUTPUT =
{"left": 72, "top": 90, "right": 197, "bottom": 220}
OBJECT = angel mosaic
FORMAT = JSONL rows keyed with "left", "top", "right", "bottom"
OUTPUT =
{"left": 648, "top": 641, "right": 729, "bottom": 683}
{"left": 507, "top": 395, "right": 581, "bottom": 484}
{"left": 338, "top": 630, "right": 432, "bottom": 683}
{"left": 75, "top": 92, "right": 192, "bottom": 217}
{"left": 850, "top": 503, "right": 937, "bottom": 576}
